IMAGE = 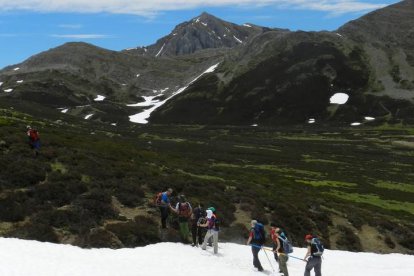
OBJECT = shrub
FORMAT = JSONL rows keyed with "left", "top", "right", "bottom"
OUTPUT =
{"left": 6, "top": 222, "right": 59, "bottom": 243}
{"left": 335, "top": 225, "right": 362, "bottom": 252}
{"left": 105, "top": 216, "right": 160, "bottom": 247}
{"left": 80, "top": 228, "right": 123, "bottom": 249}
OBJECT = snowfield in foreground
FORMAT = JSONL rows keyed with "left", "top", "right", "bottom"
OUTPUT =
{"left": 0, "top": 238, "right": 413, "bottom": 276}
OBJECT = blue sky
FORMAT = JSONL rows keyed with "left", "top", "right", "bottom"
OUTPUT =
{"left": 0, "top": 0, "right": 400, "bottom": 69}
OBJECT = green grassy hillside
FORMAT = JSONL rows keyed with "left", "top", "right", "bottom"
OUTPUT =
{"left": 0, "top": 107, "right": 413, "bottom": 253}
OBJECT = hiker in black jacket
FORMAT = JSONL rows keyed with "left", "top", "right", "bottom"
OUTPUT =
{"left": 190, "top": 202, "right": 205, "bottom": 247}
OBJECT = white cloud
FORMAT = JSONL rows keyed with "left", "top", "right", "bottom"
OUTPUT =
{"left": 51, "top": 34, "right": 111, "bottom": 39}
{"left": 0, "top": 1, "right": 390, "bottom": 16}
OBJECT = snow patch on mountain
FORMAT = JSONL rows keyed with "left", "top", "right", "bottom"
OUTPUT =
{"left": 61, "top": 109, "right": 69, "bottom": 113}
{"left": 4, "top": 88, "right": 13, "bottom": 93}
{"left": 129, "top": 63, "right": 220, "bottom": 124}
{"left": 233, "top": 35, "right": 243, "bottom": 43}
{"left": 16, "top": 80, "right": 24, "bottom": 83}
{"left": 0, "top": 82, "right": 3, "bottom": 87}
{"left": 155, "top": 43, "right": 166, "bottom": 57}
{"left": 365, "top": 117, "right": 375, "bottom": 121}
{"left": 308, "top": 118, "right": 316, "bottom": 124}
{"left": 351, "top": 122, "right": 361, "bottom": 126}
{"left": 94, "top": 95, "right": 106, "bottom": 102}
{"left": 84, "top": 114, "right": 94, "bottom": 120}
{"left": 13, "top": 67, "right": 20, "bottom": 71}
{"left": 330, "top": 93, "right": 349, "bottom": 105}
{"left": 127, "top": 96, "right": 161, "bottom": 107}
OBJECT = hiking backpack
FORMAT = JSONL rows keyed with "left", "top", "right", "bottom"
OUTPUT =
{"left": 279, "top": 232, "right": 294, "bottom": 254}
{"left": 153, "top": 192, "right": 163, "bottom": 206}
{"left": 253, "top": 223, "right": 266, "bottom": 245}
{"left": 178, "top": 202, "right": 191, "bottom": 218}
{"left": 311, "top": 238, "right": 324, "bottom": 256}
{"left": 29, "top": 130, "right": 39, "bottom": 141}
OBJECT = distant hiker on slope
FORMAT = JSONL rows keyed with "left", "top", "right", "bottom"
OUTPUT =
{"left": 191, "top": 202, "right": 205, "bottom": 247}
{"left": 247, "top": 220, "right": 265, "bottom": 272}
{"left": 270, "top": 224, "right": 289, "bottom": 276}
{"left": 155, "top": 188, "right": 173, "bottom": 229}
{"left": 199, "top": 209, "right": 219, "bottom": 254}
{"left": 171, "top": 194, "right": 192, "bottom": 243}
{"left": 26, "top": 125, "right": 40, "bottom": 157}
{"left": 303, "top": 234, "right": 324, "bottom": 276}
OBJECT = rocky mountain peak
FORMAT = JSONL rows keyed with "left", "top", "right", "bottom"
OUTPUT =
{"left": 136, "top": 12, "right": 265, "bottom": 57}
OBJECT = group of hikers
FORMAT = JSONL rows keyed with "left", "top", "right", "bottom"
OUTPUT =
{"left": 155, "top": 188, "right": 324, "bottom": 276}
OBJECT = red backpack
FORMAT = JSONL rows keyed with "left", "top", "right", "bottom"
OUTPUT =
{"left": 179, "top": 202, "right": 191, "bottom": 218}
{"left": 29, "top": 130, "right": 39, "bottom": 141}
{"left": 153, "top": 192, "right": 163, "bottom": 206}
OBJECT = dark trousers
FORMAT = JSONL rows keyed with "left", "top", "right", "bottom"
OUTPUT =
{"left": 191, "top": 223, "right": 203, "bottom": 245}
{"left": 273, "top": 243, "right": 279, "bottom": 261}
{"left": 159, "top": 206, "right": 169, "bottom": 228}
{"left": 304, "top": 257, "right": 322, "bottom": 276}
{"left": 251, "top": 246, "right": 263, "bottom": 271}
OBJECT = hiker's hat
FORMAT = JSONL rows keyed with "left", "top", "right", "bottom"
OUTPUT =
{"left": 305, "top": 234, "right": 313, "bottom": 240}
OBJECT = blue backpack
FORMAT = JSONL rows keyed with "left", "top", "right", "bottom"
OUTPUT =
{"left": 253, "top": 223, "right": 266, "bottom": 245}
{"left": 279, "top": 232, "right": 294, "bottom": 254}
{"left": 311, "top": 238, "right": 324, "bottom": 256}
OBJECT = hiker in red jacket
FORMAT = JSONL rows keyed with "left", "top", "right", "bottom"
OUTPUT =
{"left": 26, "top": 125, "right": 40, "bottom": 156}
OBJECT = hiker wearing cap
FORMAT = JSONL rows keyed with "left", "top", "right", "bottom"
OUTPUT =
{"left": 247, "top": 220, "right": 265, "bottom": 272}
{"left": 159, "top": 188, "right": 173, "bottom": 229}
{"left": 191, "top": 202, "right": 205, "bottom": 247}
{"left": 271, "top": 225, "right": 290, "bottom": 276}
{"left": 304, "top": 234, "right": 322, "bottom": 276}
{"left": 199, "top": 209, "right": 219, "bottom": 254}
{"left": 26, "top": 125, "right": 40, "bottom": 156}
{"left": 172, "top": 195, "right": 192, "bottom": 243}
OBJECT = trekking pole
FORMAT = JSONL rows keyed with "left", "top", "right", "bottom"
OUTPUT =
{"left": 263, "top": 248, "right": 275, "bottom": 273}
{"left": 288, "top": 254, "right": 306, "bottom": 262}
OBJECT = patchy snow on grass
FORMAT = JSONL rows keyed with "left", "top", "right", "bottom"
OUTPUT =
{"left": 136, "top": 74, "right": 140, "bottom": 78}
{"left": 308, "top": 118, "right": 316, "bottom": 124}
{"left": 330, "top": 93, "right": 349, "bottom": 105}
{"left": 61, "top": 109, "right": 69, "bottom": 113}
{"left": 16, "top": 80, "right": 24, "bottom": 83}
{"left": 130, "top": 63, "right": 220, "bottom": 124}
{"left": 336, "top": 33, "right": 343, "bottom": 38}
{"left": 111, "top": 123, "right": 117, "bottom": 126}
{"left": 84, "top": 114, "right": 94, "bottom": 120}
{"left": 365, "top": 117, "right": 375, "bottom": 121}
{"left": 0, "top": 82, "right": 3, "bottom": 87}
{"left": 94, "top": 95, "right": 106, "bottom": 102}
{"left": 251, "top": 124, "right": 258, "bottom": 127}
{"left": 0, "top": 238, "right": 413, "bottom": 276}
{"left": 351, "top": 122, "right": 361, "bottom": 126}
{"left": 4, "top": 88, "right": 13, "bottom": 93}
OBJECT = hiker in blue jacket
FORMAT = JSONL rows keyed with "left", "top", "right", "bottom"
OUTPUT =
{"left": 247, "top": 220, "right": 264, "bottom": 272}
{"left": 159, "top": 188, "right": 173, "bottom": 229}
